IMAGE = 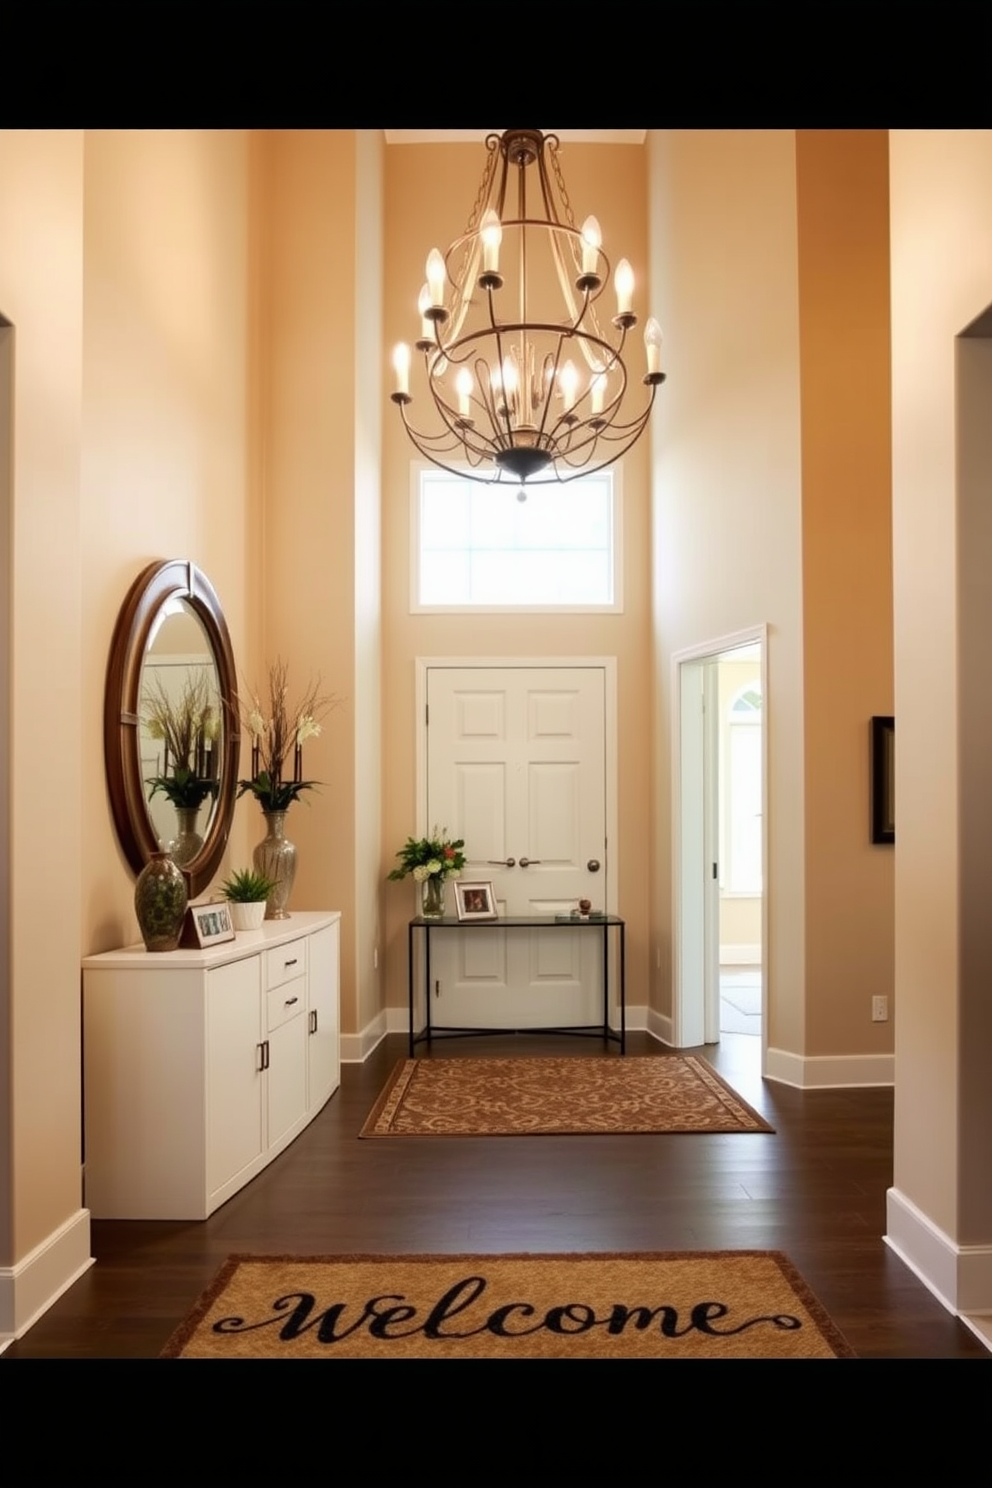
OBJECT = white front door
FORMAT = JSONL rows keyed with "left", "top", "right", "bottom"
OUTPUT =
{"left": 424, "top": 665, "right": 610, "bottom": 1029}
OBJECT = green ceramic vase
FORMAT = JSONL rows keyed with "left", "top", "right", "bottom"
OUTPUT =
{"left": 134, "top": 851, "right": 188, "bottom": 952}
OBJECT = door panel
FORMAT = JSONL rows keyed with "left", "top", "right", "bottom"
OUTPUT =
{"left": 426, "top": 666, "right": 607, "bottom": 1029}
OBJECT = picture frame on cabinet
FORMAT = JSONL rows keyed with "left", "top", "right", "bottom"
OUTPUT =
{"left": 183, "top": 901, "right": 236, "bottom": 948}
{"left": 454, "top": 881, "right": 498, "bottom": 921}
{"left": 870, "top": 715, "right": 895, "bottom": 845}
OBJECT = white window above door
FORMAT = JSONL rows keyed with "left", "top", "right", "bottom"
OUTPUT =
{"left": 411, "top": 464, "right": 622, "bottom": 613}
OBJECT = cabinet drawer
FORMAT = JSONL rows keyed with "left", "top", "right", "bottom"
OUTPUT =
{"left": 267, "top": 977, "right": 306, "bottom": 1032}
{"left": 265, "top": 939, "right": 307, "bottom": 991}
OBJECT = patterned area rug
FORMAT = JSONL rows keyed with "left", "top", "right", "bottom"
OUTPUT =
{"left": 359, "top": 1055, "right": 774, "bottom": 1137}
{"left": 162, "top": 1251, "right": 852, "bottom": 1358}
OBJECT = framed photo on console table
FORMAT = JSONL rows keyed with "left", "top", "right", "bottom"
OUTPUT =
{"left": 454, "top": 881, "right": 498, "bottom": 921}
{"left": 181, "top": 901, "right": 237, "bottom": 948}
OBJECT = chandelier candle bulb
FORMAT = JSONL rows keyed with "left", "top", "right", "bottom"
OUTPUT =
{"left": 455, "top": 368, "right": 474, "bottom": 420}
{"left": 392, "top": 342, "right": 411, "bottom": 399}
{"left": 417, "top": 284, "right": 434, "bottom": 346}
{"left": 580, "top": 215, "right": 601, "bottom": 275}
{"left": 591, "top": 371, "right": 607, "bottom": 416}
{"left": 615, "top": 258, "right": 634, "bottom": 317}
{"left": 559, "top": 359, "right": 579, "bottom": 414}
{"left": 426, "top": 248, "right": 446, "bottom": 313}
{"left": 644, "top": 317, "right": 664, "bottom": 377}
{"left": 480, "top": 208, "right": 502, "bottom": 273}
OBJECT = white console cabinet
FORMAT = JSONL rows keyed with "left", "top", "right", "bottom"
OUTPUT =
{"left": 82, "top": 911, "right": 341, "bottom": 1220}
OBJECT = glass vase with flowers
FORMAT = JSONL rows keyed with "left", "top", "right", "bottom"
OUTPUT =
{"left": 388, "top": 827, "right": 467, "bottom": 918}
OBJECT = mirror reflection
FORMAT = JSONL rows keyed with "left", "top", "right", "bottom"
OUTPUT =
{"left": 139, "top": 600, "right": 223, "bottom": 866}
{"left": 105, "top": 558, "right": 240, "bottom": 899}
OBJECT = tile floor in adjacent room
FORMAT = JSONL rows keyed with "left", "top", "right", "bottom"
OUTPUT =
{"left": 720, "top": 965, "right": 762, "bottom": 1037}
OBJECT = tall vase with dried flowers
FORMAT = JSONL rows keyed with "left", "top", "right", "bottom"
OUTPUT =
{"left": 238, "top": 661, "right": 337, "bottom": 918}
{"left": 142, "top": 670, "right": 221, "bottom": 868}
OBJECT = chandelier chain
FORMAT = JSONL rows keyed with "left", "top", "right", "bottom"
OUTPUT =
{"left": 464, "top": 137, "right": 500, "bottom": 238}
{"left": 547, "top": 139, "right": 578, "bottom": 232}
{"left": 445, "top": 137, "right": 500, "bottom": 310}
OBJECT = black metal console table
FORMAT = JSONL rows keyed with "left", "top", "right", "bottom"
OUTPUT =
{"left": 407, "top": 914, "right": 626, "bottom": 1057}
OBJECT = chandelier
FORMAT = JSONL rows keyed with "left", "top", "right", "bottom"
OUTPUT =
{"left": 390, "top": 128, "right": 665, "bottom": 486}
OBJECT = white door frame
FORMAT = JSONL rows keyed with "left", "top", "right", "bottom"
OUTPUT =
{"left": 671, "top": 626, "right": 768, "bottom": 1060}
{"left": 415, "top": 656, "right": 619, "bottom": 917}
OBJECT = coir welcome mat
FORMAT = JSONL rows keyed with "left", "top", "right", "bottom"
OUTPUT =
{"left": 162, "top": 1251, "right": 853, "bottom": 1359}
{"left": 360, "top": 1055, "right": 774, "bottom": 1137}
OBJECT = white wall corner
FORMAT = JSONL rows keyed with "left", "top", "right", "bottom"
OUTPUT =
{"left": 0, "top": 1207, "right": 93, "bottom": 1346}
{"left": 341, "top": 1012, "right": 390, "bottom": 1064}
{"left": 622, "top": 1003, "right": 648, "bottom": 1034}
{"left": 646, "top": 1006, "right": 674, "bottom": 1047}
{"left": 886, "top": 1187, "right": 992, "bottom": 1320}
{"left": 765, "top": 1047, "right": 894, "bottom": 1089}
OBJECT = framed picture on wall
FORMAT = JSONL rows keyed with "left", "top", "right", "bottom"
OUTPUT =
{"left": 454, "top": 881, "right": 498, "bottom": 921}
{"left": 870, "top": 715, "right": 895, "bottom": 845}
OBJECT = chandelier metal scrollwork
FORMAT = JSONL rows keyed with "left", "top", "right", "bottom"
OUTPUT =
{"left": 390, "top": 128, "right": 666, "bottom": 486}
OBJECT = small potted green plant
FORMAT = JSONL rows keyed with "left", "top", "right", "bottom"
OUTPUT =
{"left": 219, "top": 867, "right": 277, "bottom": 931}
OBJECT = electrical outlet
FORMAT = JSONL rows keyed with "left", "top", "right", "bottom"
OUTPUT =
{"left": 871, "top": 995, "right": 888, "bottom": 1023}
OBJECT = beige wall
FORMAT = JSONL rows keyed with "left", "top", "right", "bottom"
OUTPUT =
{"left": 256, "top": 130, "right": 383, "bottom": 1039}
{"left": 647, "top": 129, "right": 806, "bottom": 1052}
{"left": 647, "top": 130, "right": 894, "bottom": 1067}
{"left": 0, "top": 131, "right": 85, "bottom": 1273}
{"left": 380, "top": 140, "right": 654, "bottom": 1017}
{"left": 890, "top": 130, "right": 992, "bottom": 1252}
{"left": 81, "top": 130, "right": 257, "bottom": 956}
{"left": 796, "top": 131, "right": 894, "bottom": 1057}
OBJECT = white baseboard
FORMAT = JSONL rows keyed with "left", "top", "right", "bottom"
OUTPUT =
{"left": 886, "top": 1186, "right": 992, "bottom": 1318}
{"left": 0, "top": 1207, "right": 93, "bottom": 1347}
{"left": 341, "top": 1011, "right": 389, "bottom": 1064}
{"left": 765, "top": 1047, "right": 894, "bottom": 1089}
{"left": 645, "top": 1006, "right": 674, "bottom": 1047}
{"left": 345, "top": 1004, "right": 653, "bottom": 1061}
{"left": 719, "top": 944, "right": 761, "bottom": 966}
{"left": 959, "top": 1314, "right": 992, "bottom": 1353}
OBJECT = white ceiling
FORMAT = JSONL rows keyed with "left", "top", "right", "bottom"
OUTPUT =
{"left": 384, "top": 130, "right": 646, "bottom": 146}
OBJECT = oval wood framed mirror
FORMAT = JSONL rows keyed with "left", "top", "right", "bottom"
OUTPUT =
{"left": 105, "top": 559, "right": 240, "bottom": 899}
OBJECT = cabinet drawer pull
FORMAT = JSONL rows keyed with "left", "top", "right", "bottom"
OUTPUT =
{"left": 284, "top": 958, "right": 298, "bottom": 968}
{"left": 309, "top": 1010, "right": 318, "bottom": 1034}
{"left": 257, "top": 1040, "right": 270, "bottom": 1072}
{"left": 284, "top": 995, "right": 299, "bottom": 1007}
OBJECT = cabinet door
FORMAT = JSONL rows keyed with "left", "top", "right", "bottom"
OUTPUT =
{"left": 307, "top": 922, "right": 340, "bottom": 1112}
{"left": 267, "top": 987, "right": 308, "bottom": 1149}
{"left": 206, "top": 958, "right": 264, "bottom": 1198}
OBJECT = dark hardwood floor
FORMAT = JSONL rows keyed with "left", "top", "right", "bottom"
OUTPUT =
{"left": 3, "top": 1030, "right": 988, "bottom": 1360}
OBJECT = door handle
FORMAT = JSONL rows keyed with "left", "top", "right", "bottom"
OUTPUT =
{"left": 587, "top": 859, "right": 600, "bottom": 872}
{"left": 488, "top": 858, "right": 516, "bottom": 868}
{"left": 518, "top": 857, "right": 542, "bottom": 868}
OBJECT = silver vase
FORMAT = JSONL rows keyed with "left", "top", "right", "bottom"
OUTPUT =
{"left": 253, "top": 810, "right": 297, "bottom": 920}
{"left": 168, "top": 805, "right": 203, "bottom": 869}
